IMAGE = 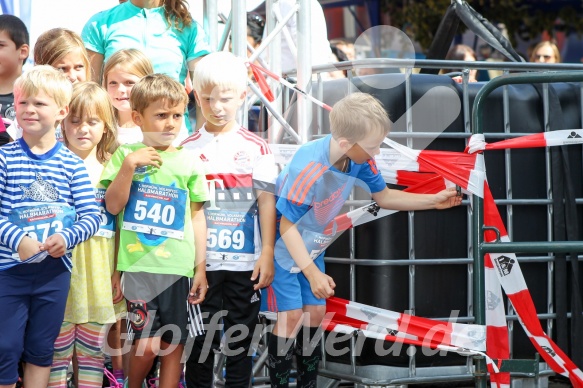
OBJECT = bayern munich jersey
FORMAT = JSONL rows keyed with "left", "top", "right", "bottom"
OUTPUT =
{"left": 274, "top": 134, "right": 386, "bottom": 272}
{"left": 181, "top": 125, "right": 277, "bottom": 271}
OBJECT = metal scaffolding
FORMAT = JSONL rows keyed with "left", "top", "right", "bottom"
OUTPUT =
{"left": 200, "top": 2, "right": 583, "bottom": 386}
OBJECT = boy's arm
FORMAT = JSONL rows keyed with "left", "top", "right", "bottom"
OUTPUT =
{"left": 104, "top": 156, "right": 137, "bottom": 215}
{"left": 251, "top": 190, "right": 276, "bottom": 290}
{"left": 188, "top": 201, "right": 208, "bottom": 304}
{"left": 372, "top": 186, "right": 461, "bottom": 211}
{"left": 0, "top": 155, "right": 31, "bottom": 256}
{"left": 0, "top": 215, "right": 37, "bottom": 259}
{"left": 0, "top": 217, "right": 44, "bottom": 261}
{"left": 104, "top": 147, "right": 163, "bottom": 215}
{"left": 279, "top": 215, "right": 335, "bottom": 299}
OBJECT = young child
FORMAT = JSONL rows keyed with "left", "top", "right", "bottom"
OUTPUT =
{"left": 103, "top": 48, "right": 190, "bottom": 146}
{"left": 82, "top": 0, "right": 210, "bottom": 132}
{"left": 181, "top": 51, "right": 277, "bottom": 388}
{"left": 34, "top": 28, "right": 91, "bottom": 84}
{"left": 100, "top": 73, "right": 208, "bottom": 388}
{"left": 0, "top": 66, "right": 101, "bottom": 388}
{"left": 263, "top": 92, "right": 462, "bottom": 388}
{"left": 6, "top": 28, "right": 91, "bottom": 141}
{"left": 103, "top": 48, "right": 154, "bottom": 145}
{"left": 102, "top": 48, "right": 155, "bottom": 382}
{"left": 48, "top": 82, "right": 123, "bottom": 388}
{"left": 0, "top": 15, "right": 29, "bottom": 126}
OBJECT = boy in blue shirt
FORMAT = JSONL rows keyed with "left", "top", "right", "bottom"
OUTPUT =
{"left": 0, "top": 65, "right": 101, "bottom": 388}
{"left": 263, "top": 92, "right": 462, "bottom": 388}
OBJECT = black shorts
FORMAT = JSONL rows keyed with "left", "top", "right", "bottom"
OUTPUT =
{"left": 122, "top": 272, "right": 203, "bottom": 344}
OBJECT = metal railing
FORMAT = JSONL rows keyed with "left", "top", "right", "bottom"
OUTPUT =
{"left": 201, "top": 2, "right": 583, "bottom": 386}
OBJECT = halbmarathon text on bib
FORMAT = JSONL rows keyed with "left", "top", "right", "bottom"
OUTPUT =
{"left": 206, "top": 209, "right": 256, "bottom": 261}
{"left": 123, "top": 181, "right": 187, "bottom": 240}
{"left": 9, "top": 203, "right": 76, "bottom": 260}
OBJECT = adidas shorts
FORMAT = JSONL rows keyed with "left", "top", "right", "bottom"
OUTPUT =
{"left": 261, "top": 255, "right": 326, "bottom": 312}
{"left": 122, "top": 272, "right": 203, "bottom": 344}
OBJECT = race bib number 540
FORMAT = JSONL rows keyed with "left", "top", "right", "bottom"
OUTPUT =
{"left": 123, "top": 182, "right": 187, "bottom": 240}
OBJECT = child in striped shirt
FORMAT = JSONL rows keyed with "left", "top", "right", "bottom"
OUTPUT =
{"left": 0, "top": 66, "right": 101, "bottom": 388}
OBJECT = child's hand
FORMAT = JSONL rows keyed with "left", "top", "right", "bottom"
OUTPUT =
{"left": 188, "top": 272, "right": 208, "bottom": 305}
{"left": 111, "top": 271, "right": 124, "bottom": 304}
{"left": 44, "top": 234, "right": 67, "bottom": 258}
{"left": 17, "top": 236, "right": 44, "bottom": 261}
{"left": 251, "top": 252, "right": 274, "bottom": 290}
{"left": 127, "top": 147, "right": 163, "bottom": 170}
{"left": 434, "top": 187, "right": 463, "bottom": 209}
{"left": 305, "top": 267, "right": 336, "bottom": 299}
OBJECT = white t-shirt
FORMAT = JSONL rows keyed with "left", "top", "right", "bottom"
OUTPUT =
{"left": 114, "top": 121, "right": 190, "bottom": 146}
{"left": 116, "top": 126, "right": 143, "bottom": 145}
{"left": 181, "top": 124, "right": 277, "bottom": 271}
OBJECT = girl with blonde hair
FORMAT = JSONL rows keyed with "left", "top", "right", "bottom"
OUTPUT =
{"left": 49, "top": 82, "right": 123, "bottom": 388}
{"left": 34, "top": 28, "right": 91, "bottom": 84}
{"left": 103, "top": 48, "right": 154, "bottom": 144}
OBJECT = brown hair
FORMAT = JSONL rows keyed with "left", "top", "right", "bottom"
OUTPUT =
{"left": 163, "top": 0, "right": 192, "bottom": 30}
{"left": 130, "top": 73, "right": 188, "bottom": 115}
{"left": 442, "top": 44, "right": 477, "bottom": 74}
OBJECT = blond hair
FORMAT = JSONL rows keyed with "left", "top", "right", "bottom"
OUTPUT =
{"left": 130, "top": 73, "right": 188, "bottom": 114}
{"left": 13, "top": 65, "right": 72, "bottom": 109}
{"left": 102, "top": 48, "right": 154, "bottom": 88}
{"left": 192, "top": 51, "right": 247, "bottom": 94}
{"left": 61, "top": 82, "right": 119, "bottom": 163}
{"left": 34, "top": 28, "right": 91, "bottom": 81}
{"left": 329, "top": 93, "right": 390, "bottom": 142}
{"left": 102, "top": 48, "right": 154, "bottom": 121}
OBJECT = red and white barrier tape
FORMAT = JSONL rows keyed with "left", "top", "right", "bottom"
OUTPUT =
{"left": 466, "top": 129, "right": 583, "bottom": 154}
{"left": 253, "top": 68, "right": 583, "bottom": 385}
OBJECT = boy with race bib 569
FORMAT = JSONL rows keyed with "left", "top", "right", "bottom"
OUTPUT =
{"left": 181, "top": 51, "right": 277, "bottom": 388}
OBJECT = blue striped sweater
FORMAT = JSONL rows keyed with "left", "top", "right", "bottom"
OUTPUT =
{"left": 0, "top": 138, "right": 101, "bottom": 271}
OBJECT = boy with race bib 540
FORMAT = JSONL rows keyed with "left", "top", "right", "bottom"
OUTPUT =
{"left": 100, "top": 74, "right": 208, "bottom": 388}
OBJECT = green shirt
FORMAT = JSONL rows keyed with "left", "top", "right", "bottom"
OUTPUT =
{"left": 101, "top": 144, "right": 208, "bottom": 277}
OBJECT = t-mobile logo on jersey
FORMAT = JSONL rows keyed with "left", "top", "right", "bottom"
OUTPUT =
{"left": 206, "top": 179, "right": 225, "bottom": 210}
